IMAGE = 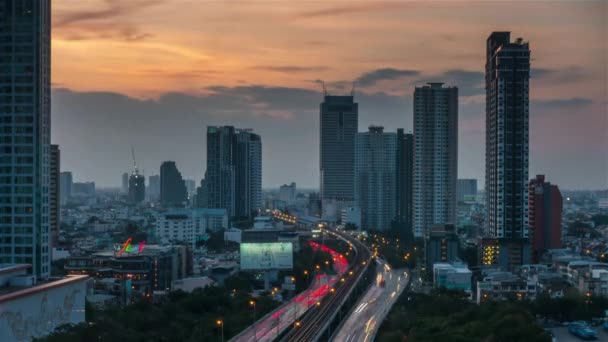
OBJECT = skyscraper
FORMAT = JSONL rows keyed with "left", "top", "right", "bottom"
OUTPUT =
{"left": 128, "top": 173, "right": 145, "bottom": 204}
{"left": 355, "top": 126, "right": 398, "bottom": 231}
{"left": 0, "top": 0, "right": 51, "bottom": 277}
{"left": 60, "top": 172, "right": 72, "bottom": 205}
{"left": 529, "top": 175, "right": 562, "bottom": 262}
{"left": 319, "top": 95, "right": 358, "bottom": 218}
{"left": 279, "top": 182, "right": 297, "bottom": 205}
{"left": 160, "top": 161, "right": 187, "bottom": 207}
{"left": 50, "top": 145, "right": 60, "bottom": 251}
{"left": 148, "top": 174, "right": 160, "bottom": 201}
{"left": 205, "top": 126, "right": 262, "bottom": 219}
{"left": 457, "top": 179, "right": 478, "bottom": 202}
{"left": 394, "top": 129, "right": 414, "bottom": 235}
{"left": 122, "top": 172, "right": 129, "bottom": 194}
{"left": 413, "top": 83, "right": 458, "bottom": 238}
{"left": 485, "top": 32, "right": 531, "bottom": 268}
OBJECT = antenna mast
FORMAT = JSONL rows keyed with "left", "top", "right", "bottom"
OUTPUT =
{"left": 131, "top": 147, "right": 139, "bottom": 175}
{"left": 351, "top": 81, "right": 356, "bottom": 96}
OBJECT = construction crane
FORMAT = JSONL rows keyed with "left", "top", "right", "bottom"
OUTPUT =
{"left": 131, "top": 147, "right": 139, "bottom": 175}
{"left": 319, "top": 80, "right": 328, "bottom": 96}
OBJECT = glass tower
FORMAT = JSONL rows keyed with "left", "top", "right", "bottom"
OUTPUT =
{"left": 0, "top": 0, "right": 51, "bottom": 278}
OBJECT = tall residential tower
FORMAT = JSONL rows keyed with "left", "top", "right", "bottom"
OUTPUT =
{"left": 413, "top": 83, "right": 458, "bottom": 238}
{"left": 484, "top": 32, "right": 531, "bottom": 268}
{"left": 0, "top": 0, "right": 52, "bottom": 277}
{"left": 160, "top": 161, "right": 187, "bottom": 207}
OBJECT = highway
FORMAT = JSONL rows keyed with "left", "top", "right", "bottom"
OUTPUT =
{"left": 280, "top": 227, "right": 372, "bottom": 342}
{"left": 331, "top": 259, "right": 409, "bottom": 342}
{"left": 231, "top": 241, "right": 348, "bottom": 342}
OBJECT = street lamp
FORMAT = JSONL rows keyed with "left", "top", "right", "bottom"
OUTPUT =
{"left": 249, "top": 300, "right": 257, "bottom": 341}
{"left": 216, "top": 319, "right": 224, "bottom": 342}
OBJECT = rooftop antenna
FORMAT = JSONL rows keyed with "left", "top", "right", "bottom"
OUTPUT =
{"left": 320, "top": 80, "right": 328, "bottom": 96}
{"left": 131, "top": 147, "right": 139, "bottom": 175}
{"left": 350, "top": 81, "right": 356, "bottom": 97}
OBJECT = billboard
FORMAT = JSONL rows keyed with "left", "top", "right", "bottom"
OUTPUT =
{"left": 240, "top": 242, "right": 293, "bottom": 270}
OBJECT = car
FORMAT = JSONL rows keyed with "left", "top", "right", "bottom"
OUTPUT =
{"left": 568, "top": 321, "right": 598, "bottom": 340}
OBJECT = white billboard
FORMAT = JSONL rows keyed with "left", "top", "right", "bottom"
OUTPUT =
{"left": 240, "top": 242, "right": 293, "bottom": 270}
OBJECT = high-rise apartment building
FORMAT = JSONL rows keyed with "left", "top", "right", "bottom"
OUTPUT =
{"left": 128, "top": 173, "right": 145, "bottom": 204}
{"left": 413, "top": 83, "right": 458, "bottom": 238}
{"left": 59, "top": 171, "right": 72, "bottom": 205}
{"left": 50, "top": 145, "right": 59, "bottom": 250}
{"left": 394, "top": 129, "right": 414, "bottom": 235}
{"left": 529, "top": 175, "right": 562, "bottom": 262}
{"left": 279, "top": 182, "right": 297, "bottom": 205}
{"left": 205, "top": 126, "right": 262, "bottom": 219}
{"left": 121, "top": 172, "right": 129, "bottom": 193}
{"left": 320, "top": 95, "right": 358, "bottom": 217}
{"left": 457, "top": 179, "right": 478, "bottom": 202}
{"left": 148, "top": 174, "right": 160, "bottom": 201}
{"left": 355, "top": 126, "right": 398, "bottom": 231}
{"left": 0, "top": 0, "right": 51, "bottom": 277}
{"left": 485, "top": 32, "right": 531, "bottom": 268}
{"left": 160, "top": 161, "right": 187, "bottom": 207}
{"left": 184, "top": 179, "right": 196, "bottom": 196}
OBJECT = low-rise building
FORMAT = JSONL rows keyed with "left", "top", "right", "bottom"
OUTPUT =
{"left": 433, "top": 261, "right": 472, "bottom": 298}
{"left": 156, "top": 208, "right": 228, "bottom": 246}
{"left": 476, "top": 269, "right": 537, "bottom": 304}
{"left": 0, "top": 264, "right": 89, "bottom": 342}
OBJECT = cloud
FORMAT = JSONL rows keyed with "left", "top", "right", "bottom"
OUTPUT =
{"left": 417, "top": 69, "right": 485, "bottom": 96}
{"left": 53, "top": 0, "right": 162, "bottom": 42}
{"left": 253, "top": 65, "right": 330, "bottom": 73}
{"left": 533, "top": 97, "right": 593, "bottom": 109}
{"left": 356, "top": 68, "right": 421, "bottom": 87}
{"left": 297, "top": 2, "right": 410, "bottom": 19}
{"left": 531, "top": 66, "right": 589, "bottom": 83}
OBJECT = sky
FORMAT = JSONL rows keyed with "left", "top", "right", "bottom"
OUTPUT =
{"left": 50, "top": 0, "right": 608, "bottom": 190}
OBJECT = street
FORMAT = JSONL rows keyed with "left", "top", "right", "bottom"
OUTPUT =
{"left": 331, "top": 258, "right": 409, "bottom": 342}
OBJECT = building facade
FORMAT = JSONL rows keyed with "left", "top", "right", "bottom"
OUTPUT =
{"left": 50, "top": 145, "right": 59, "bottom": 250}
{"left": 413, "top": 83, "right": 458, "bottom": 238}
{"left": 155, "top": 208, "right": 228, "bottom": 246}
{"left": 394, "top": 129, "right": 414, "bottom": 235}
{"left": 160, "top": 161, "right": 187, "bottom": 207}
{"left": 148, "top": 174, "right": 160, "bottom": 201}
{"left": 0, "top": 0, "right": 52, "bottom": 278}
{"left": 319, "top": 95, "right": 358, "bottom": 211}
{"left": 205, "top": 126, "right": 262, "bottom": 219}
{"left": 529, "top": 175, "right": 562, "bottom": 262}
{"left": 457, "top": 178, "right": 478, "bottom": 202}
{"left": 485, "top": 31, "right": 531, "bottom": 268}
{"left": 425, "top": 224, "right": 459, "bottom": 272}
{"left": 279, "top": 182, "right": 297, "bottom": 205}
{"left": 59, "top": 171, "right": 72, "bottom": 205}
{"left": 354, "top": 126, "right": 398, "bottom": 231}
{"left": 121, "top": 172, "right": 129, "bottom": 194}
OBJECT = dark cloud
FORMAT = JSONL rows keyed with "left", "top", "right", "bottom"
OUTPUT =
{"left": 532, "top": 97, "right": 593, "bottom": 110}
{"left": 253, "top": 65, "right": 330, "bottom": 73}
{"left": 356, "top": 68, "right": 421, "bottom": 87}
{"left": 418, "top": 69, "right": 485, "bottom": 96}
{"left": 531, "top": 66, "right": 589, "bottom": 83}
{"left": 54, "top": 0, "right": 163, "bottom": 27}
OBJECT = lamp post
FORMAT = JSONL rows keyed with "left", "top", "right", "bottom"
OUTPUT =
{"left": 216, "top": 319, "right": 224, "bottom": 342}
{"left": 249, "top": 300, "right": 257, "bottom": 341}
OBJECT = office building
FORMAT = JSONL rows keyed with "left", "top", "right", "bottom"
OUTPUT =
{"left": 0, "top": 264, "right": 88, "bottom": 342}
{"left": 160, "top": 161, "right": 187, "bottom": 207}
{"left": 394, "top": 129, "right": 414, "bottom": 235}
{"left": 72, "top": 182, "right": 95, "bottom": 196}
{"left": 425, "top": 224, "right": 459, "bottom": 272}
{"left": 529, "top": 175, "right": 562, "bottom": 262}
{"left": 205, "top": 126, "right": 262, "bottom": 219}
{"left": 128, "top": 173, "right": 145, "bottom": 204}
{"left": 341, "top": 207, "right": 361, "bottom": 229}
{"left": 155, "top": 208, "right": 228, "bottom": 246}
{"left": 354, "top": 126, "right": 398, "bottom": 231}
{"left": 485, "top": 32, "right": 531, "bottom": 268}
{"left": 50, "top": 145, "right": 60, "bottom": 250}
{"left": 457, "top": 179, "right": 478, "bottom": 202}
{"left": 196, "top": 178, "right": 208, "bottom": 208}
{"left": 0, "top": 0, "right": 52, "bottom": 277}
{"left": 279, "top": 182, "right": 297, "bottom": 205}
{"left": 320, "top": 95, "right": 358, "bottom": 216}
{"left": 121, "top": 172, "right": 129, "bottom": 193}
{"left": 413, "top": 83, "right": 458, "bottom": 238}
{"left": 148, "top": 174, "right": 160, "bottom": 201}
{"left": 59, "top": 171, "right": 72, "bottom": 205}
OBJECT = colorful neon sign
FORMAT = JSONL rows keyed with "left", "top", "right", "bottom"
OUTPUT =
{"left": 117, "top": 238, "right": 146, "bottom": 256}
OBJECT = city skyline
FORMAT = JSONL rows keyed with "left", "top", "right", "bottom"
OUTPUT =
{"left": 50, "top": 1, "right": 607, "bottom": 189}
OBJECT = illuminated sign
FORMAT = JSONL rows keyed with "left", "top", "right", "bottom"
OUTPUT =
{"left": 240, "top": 242, "right": 293, "bottom": 270}
{"left": 116, "top": 238, "right": 146, "bottom": 256}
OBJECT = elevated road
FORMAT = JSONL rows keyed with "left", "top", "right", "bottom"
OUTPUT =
{"left": 279, "top": 227, "right": 372, "bottom": 342}
{"left": 331, "top": 259, "right": 409, "bottom": 342}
